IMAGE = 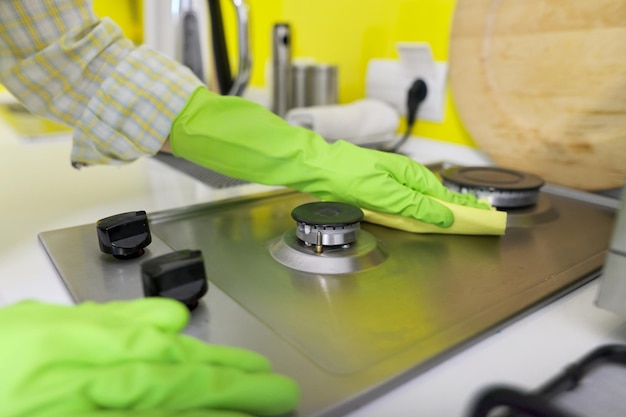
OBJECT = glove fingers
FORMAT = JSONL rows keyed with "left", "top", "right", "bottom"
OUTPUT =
{"left": 420, "top": 178, "right": 488, "bottom": 209}
{"left": 168, "top": 338, "right": 274, "bottom": 372}
{"left": 383, "top": 156, "right": 490, "bottom": 209}
{"left": 80, "top": 363, "right": 299, "bottom": 416}
{"left": 50, "top": 326, "right": 273, "bottom": 372}
{"left": 4, "top": 299, "right": 191, "bottom": 334}
{"left": 77, "top": 298, "right": 191, "bottom": 333}
{"left": 86, "top": 300, "right": 272, "bottom": 370}
{"left": 344, "top": 178, "right": 454, "bottom": 227}
{"left": 6, "top": 302, "right": 272, "bottom": 372}
{"left": 396, "top": 188, "right": 455, "bottom": 227}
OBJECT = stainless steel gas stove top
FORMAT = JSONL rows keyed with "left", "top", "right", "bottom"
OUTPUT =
{"left": 38, "top": 166, "right": 619, "bottom": 417}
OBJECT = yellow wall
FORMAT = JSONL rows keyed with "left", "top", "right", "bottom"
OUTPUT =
{"left": 93, "top": 0, "right": 143, "bottom": 45}
{"left": 94, "top": 0, "right": 475, "bottom": 146}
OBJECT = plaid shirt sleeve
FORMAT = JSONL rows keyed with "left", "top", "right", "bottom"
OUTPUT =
{"left": 0, "top": 0, "right": 203, "bottom": 167}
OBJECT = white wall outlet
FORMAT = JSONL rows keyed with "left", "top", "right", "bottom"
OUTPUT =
{"left": 365, "top": 42, "right": 448, "bottom": 123}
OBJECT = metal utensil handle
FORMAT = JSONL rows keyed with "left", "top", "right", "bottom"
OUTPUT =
{"left": 271, "top": 23, "right": 292, "bottom": 117}
{"left": 227, "top": 0, "right": 252, "bottom": 96}
{"left": 207, "top": 0, "right": 232, "bottom": 93}
{"left": 181, "top": 10, "right": 205, "bottom": 81}
{"left": 180, "top": 0, "right": 210, "bottom": 84}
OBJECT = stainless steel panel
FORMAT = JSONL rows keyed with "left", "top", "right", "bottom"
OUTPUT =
{"left": 596, "top": 186, "right": 626, "bottom": 316}
{"left": 596, "top": 253, "right": 626, "bottom": 316}
{"left": 39, "top": 186, "right": 617, "bottom": 417}
{"left": 609, "top": 196, "right": 626, "bottom": 253}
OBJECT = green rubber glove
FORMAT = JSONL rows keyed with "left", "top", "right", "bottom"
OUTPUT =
{"left": 0, "top": 299, "right": 299, "bottom": 417}
{"left": 170, "top": 87, "right": 488, "bottom": 228}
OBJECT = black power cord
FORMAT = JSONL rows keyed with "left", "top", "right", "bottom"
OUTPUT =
{"left": 384, "top": 78, "right": 428, "bottom": 153}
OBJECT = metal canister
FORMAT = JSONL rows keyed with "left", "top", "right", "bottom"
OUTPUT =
{"left": 309, "top": 64, "right": 338, "bottom": 106}
{"left": 291, "top": 63, "right": 314, "bottom": 108}
{"left": 291, "top": 63, "right": 338, "bottom": 108}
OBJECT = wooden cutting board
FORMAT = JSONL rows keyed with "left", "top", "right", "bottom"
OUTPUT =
{"left": 449, "top": 0, "right": 626, "bottom": 190}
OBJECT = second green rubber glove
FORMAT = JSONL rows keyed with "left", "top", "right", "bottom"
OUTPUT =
{"left": 170, "top": 87, "right": 487, "bottom": 228}
{"left": 0, "top": 299, "right": 298, "bottom": 417}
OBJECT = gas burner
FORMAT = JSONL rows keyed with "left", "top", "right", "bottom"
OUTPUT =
{"left": 292, "top": 202, "right": 364, "bottom": 253}
{"left": 269, "top": 202, "right": 387, "bottom": 274}
{"left": 441, "top": 166, "right": 545, "bottom": 209}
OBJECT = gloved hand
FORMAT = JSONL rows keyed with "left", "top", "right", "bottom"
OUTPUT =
{"left": 170, "top": 88, "right": 488, "bottom": 228}
{"left": 0, "top": 298, "right": 299, "bottom": 417}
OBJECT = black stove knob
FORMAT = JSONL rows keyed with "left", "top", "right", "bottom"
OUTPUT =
{"left": 141, "top": 250, "right": 208, "bottom": 310}
{"left": 96, "top": 211, "right": 151, "bottom": 260}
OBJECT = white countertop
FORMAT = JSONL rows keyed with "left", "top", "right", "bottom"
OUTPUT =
{"left": 1, "top": 117, "right": 625, "bottom": 417}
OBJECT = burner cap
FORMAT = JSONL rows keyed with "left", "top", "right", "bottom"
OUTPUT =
{"left": 291, "top": 202, "right": 364, "bottom": 226}
{"left": 441, "top": 166, "right": 545, "bottom": 208}
{"left": 291, "top": 202, "right": 364, "bottom": 252}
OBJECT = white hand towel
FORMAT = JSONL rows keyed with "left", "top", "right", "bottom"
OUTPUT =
{"left": 285, "top": 99, "right": 400, "bottom": 147}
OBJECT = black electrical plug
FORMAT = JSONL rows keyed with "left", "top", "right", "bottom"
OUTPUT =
{"left": 405, "top": 78, "right": 428, "bottom": 132}
{"left": 385, "top": 78, "right": 428, "bottom": 153}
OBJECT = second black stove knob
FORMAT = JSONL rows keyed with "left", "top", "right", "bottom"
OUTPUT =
{"left": 141, "top": 250, "right": 208, "bottom": 310}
